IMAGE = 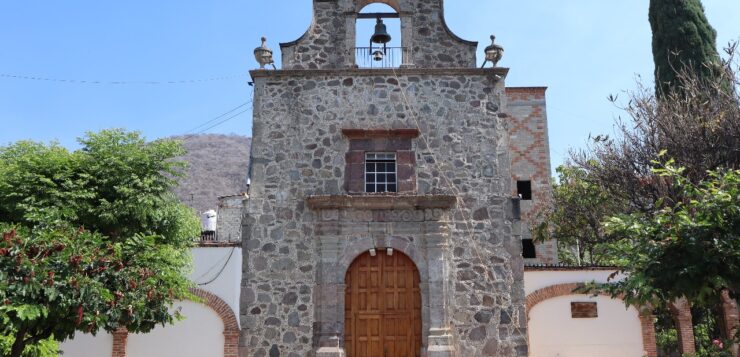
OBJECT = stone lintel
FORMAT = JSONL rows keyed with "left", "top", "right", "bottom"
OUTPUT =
{"left": 307, "top": 195, "right": 456, "bottom": 210}
{"left": 341, "top": 128, "right": 420, "bottom": 139}
{"left": 250, "top": 67, "right": 509, "bottom": 79}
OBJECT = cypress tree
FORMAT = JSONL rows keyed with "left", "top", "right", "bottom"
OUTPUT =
{"left": 649, "top": 0, "right": 721, "bottom": 95}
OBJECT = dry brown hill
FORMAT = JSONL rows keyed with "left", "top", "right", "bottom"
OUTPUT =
{"left": 169, "top": 134, "right": 251, "bottom": 214}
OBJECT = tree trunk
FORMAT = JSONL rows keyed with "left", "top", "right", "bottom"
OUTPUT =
{"left": 10, "top": 327, "right": 27, "bottom": 357}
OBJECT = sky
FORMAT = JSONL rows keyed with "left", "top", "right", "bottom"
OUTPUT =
{"left": 1, "top": 1, "right": 739, "bottom": 173}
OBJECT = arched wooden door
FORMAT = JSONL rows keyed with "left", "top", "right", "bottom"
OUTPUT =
{"left": 344, "top": 250, "right": 422, "bottom": 357}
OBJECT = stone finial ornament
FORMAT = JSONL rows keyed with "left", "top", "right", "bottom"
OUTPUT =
{"left": 254, "top": 37, "right": 275, "bottom": 69}
{"left": 483, "top": 35, "right": 504, "bottom": 68}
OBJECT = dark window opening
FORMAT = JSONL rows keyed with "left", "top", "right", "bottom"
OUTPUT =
{"left": 365, "top": 152, "right": 397, "bottom": 193}
{"left": 517, "top": 180, "right": 532, "bottom": 200}
{"left": 522, "top": 239, "right": 536, "bottom": 258}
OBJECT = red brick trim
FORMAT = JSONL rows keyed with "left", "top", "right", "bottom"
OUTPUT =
{"left": 107, "top": 289, "right": 239, "bottom": 357}
{"left": 639, "top": 312, "right": 659, "bottom": 357}
{"left": 525, "top": 283, "right": 658, "bottom": 357}
{"left": 111, "top": 328, "right": 128, "bottom": 357}
{"left": 670, "top": 298, "right": 696, "bottom": 355}
{"left": 720, "top": 290, "right": 739, "bottom": 356}
{"left": 189, "top": 287, "right": 240, "bottom": 357}
{"left": 526, "top": 283, "right": 584, "bottom": 314}
{"left": 505, "top": 87, "right": 548, "bottom": 94}
{"left": 342, "top": 128, "right": 420, "bottom": 139}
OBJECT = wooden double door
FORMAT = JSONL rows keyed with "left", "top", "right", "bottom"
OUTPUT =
{"left": 344, "top": 250, "right": 422, "bottom": 357}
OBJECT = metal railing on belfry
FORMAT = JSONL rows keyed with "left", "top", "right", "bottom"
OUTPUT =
{"left": 354, "top": 47, "right": 407, "bottom": 68}
{"left": 200, "top": 231, "right": 217, "bottom": 242}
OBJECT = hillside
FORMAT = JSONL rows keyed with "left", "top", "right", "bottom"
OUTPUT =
{"left": 169, "top": 134, "right": 251, "bottom": 214}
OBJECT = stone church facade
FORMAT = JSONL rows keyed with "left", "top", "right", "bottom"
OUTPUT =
{"left": 55, "top": 2, "right": 738, "bottom": 356}
{"left": 240, "top": 0, "right": 554, "bottom": 356}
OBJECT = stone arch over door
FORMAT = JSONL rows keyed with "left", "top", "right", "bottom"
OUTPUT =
{"left": 525, "top": 283, "right": 658, "bottom": 357}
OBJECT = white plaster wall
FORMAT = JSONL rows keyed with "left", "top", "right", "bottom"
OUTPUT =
{"left": 524, "top": 269, "right": 623, "bottom": 295}
{"left": 528, "top": 294, "right": 645, "bottom": 357}
{"left": 58, "top": 247, "right": 242, "bottom": 356}
{"left": 190, "top": 246, "right": 242, "bottom": 325}
{"left": 127, "top": 300, "right": 224, "bottom": 357}
{"left": 58, "top": 331, "right": 113, "bottom": 357}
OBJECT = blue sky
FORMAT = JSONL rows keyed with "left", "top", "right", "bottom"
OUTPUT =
{"left": 1, "top": 1, "right": 739, "bottom": 173}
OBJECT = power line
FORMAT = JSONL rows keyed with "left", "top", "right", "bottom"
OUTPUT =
{"left": 177, "top": 104, "right": 252, "bottom": 141}
{"left": 196, "top": 247, "right": 236, "bottom": 286}
{"left": 180, "top": 88, "right": 254, "bottom": 137}
{"left": 193, "top": 106, "right": 252, "bottom": 135}
{"left": 0, "top": 73, "right": 249, "bottom": 85}
{"left": 182, "top": 101, "right": 252, "bottom": 134}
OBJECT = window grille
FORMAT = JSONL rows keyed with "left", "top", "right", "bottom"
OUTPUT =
{"left": 365, "top": 152, "right": 397, "bottom": 193}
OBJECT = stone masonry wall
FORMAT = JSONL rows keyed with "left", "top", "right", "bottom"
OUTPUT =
{"left": 280, "top": 0, "right": 477, "bottom": 70}
{"left": 241, "top": 67, "right": 528, "bottom": 356}
{"left": 217, "top": 195, "right": 246, "bottom": 242}
{"left": 505, "top": 87, "right": 557, "bottom": 264}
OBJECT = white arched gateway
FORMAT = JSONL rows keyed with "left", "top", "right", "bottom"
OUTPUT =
{"left": 523, "top": 268, "right": 658, "bottom": 357}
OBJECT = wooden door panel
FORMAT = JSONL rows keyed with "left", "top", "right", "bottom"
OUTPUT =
{"left": 345, "top": 250, "right": 421, "bottom": 357}
{"left": 356, "top": 315, "right": 381, "bottom": 357}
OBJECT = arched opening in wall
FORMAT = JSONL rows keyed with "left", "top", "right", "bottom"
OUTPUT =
{"left": 127, "top": 301, "right": 225, "bottom": 357}
{"left": 344, "top": 249, "right": 422, "bottom": 357}
{"left": 355, "top": 3, "right": 402, "bottom": 68}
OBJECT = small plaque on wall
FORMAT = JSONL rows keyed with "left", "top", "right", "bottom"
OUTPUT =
{"left": 571, "top": 302, "right": 598, "bottom": 318}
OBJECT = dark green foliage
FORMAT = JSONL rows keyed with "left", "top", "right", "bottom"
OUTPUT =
{"left": 649, "top": 0, "right": 721, "bottom": 95}
{"left": 593, "top": 159, "right": 739, "bottom": 309}
{"left": 0, "top": 129, "right": 200, "bottom": 357}
{"left": 533, "top": 165, "right": 627, "bottom": 265}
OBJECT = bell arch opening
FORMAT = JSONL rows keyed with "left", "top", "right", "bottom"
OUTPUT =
{"left": 356, "top": 0, "right": 401, "bottom": 13}
{"left": 355, "top": 3, "right": 403, "bottom": 68}
{"left": 344, "top": 249, "right": 422, "bottom": 357}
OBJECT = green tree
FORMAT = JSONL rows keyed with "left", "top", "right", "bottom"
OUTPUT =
{"left": 533, "top": 165, "right": 626, "bottom": 265}
{"left": 649, "top": 0, "right": 721, "bottom": 95}
{"left": 0, "top": 129, "right": 200, "bottom": 357}
{"left": 573, "top": 45, "right": 739, "bottom": 213}
{"left": 595, "top": 159, "right": 739, "bottom": 310}
{"left": 0, "top": 333, "right": 57, "bottom": 357}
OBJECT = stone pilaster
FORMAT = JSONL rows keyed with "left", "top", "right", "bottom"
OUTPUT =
{"left": 424, "top": 229, "right": 456, "bottom": 356}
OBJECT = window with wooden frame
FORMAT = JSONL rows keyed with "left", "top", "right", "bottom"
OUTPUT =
{"left": 342, "top": 128, "right": 418, "bottom": 194}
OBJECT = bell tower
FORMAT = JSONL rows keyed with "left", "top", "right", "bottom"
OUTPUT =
{"left": 280, "top": 0, "right": 478, "bottom": 70}
{"left": 241, "top": 0, "right": 545, "bottom": 356}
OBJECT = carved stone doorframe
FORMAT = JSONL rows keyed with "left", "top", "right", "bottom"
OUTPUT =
{"left": 312, "top": 218, "right": 456, "bottom": 357}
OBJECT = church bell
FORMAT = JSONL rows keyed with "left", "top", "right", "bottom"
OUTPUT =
{"left": 370, "top": 17, "right": 392, "bottom": 48}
